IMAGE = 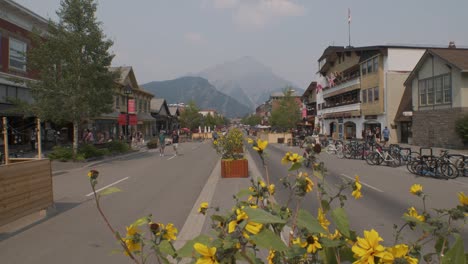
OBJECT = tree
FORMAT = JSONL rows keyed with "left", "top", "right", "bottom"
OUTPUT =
{"left": 269, "top": 87, "right": 301, "bottom": 130}
{"left": 24, "top": 0, "right": 116, "bottom": 157}
{"left": 241, "top": 114, "right": 262, "bottom": 126}
{"left": 179, "top": 101, "right": 202, "bottom": 130}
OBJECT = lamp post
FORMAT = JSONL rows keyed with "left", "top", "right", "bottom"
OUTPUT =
{"left": 124, "top": 85, "right": 133, "bottom": 143}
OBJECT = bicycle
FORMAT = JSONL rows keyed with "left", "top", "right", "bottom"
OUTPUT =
{"left": 325, "top": 140, "right": 344, "bottom": 158}
{"left": 366, "top": 145, "right": 401, "bottom": 167}
{"left": 407, "top": 150, "right": 459, "bottom": 179}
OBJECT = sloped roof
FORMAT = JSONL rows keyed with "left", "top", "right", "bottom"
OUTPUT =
{"left": 429, "top": 49, "right": 468, "bottom": 71}
{"left": 109, "top": 66, "right": 132, "bottom": 85}
{"left": 151, "top": 98, "right": 166, "bottom": 112}
{"left": 169, "top": 106, "right": 179, "bottom": 116}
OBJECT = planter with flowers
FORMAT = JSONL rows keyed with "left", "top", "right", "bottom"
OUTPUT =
{"left": 213, "top": 128, "right": 248, "bottom": 178}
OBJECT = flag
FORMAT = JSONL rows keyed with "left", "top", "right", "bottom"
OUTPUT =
{"left": 316, "top": 83, "right": 323, "bottom": 94}
{"left": 348, "top": 8, "right": 351, "bottom": 24}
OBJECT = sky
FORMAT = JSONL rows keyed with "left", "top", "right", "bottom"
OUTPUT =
{"left": 15, "top": 0, "right": 468, "bottom": 89}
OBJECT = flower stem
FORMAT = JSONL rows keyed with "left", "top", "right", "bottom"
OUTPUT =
{"left": 92, "top": 186, "right": 140, "bottom": 264}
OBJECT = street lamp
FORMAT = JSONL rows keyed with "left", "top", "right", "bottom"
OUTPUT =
{"left": 124, "top": 85, "right": 133, "bottom": 142}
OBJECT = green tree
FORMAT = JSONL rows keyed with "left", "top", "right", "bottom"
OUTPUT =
{"left": 23, "top": 0, "right": 116, "bottom": 157}
{"left": 179, "top": 101, "right": 202, "bottom": 130}
{"left": 204, "top": 113, "right": 217, "bottom": 128}
{"left": 242, "top": 114, "right": 262, "bottom": 126}
{"left": 269, "top": 87, "right": 301, "bottom": 130}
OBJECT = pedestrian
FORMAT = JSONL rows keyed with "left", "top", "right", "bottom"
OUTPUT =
{"left": 212, "top": 130, "right": 219, "bottom": 141}
{"left": 382, "top": 126, "right": 390, "bottom": 146}
{"left": 172, "top": 130, "right": 180, "bottom": 156}
{"left": 158, "top": 130, "right": 166, "bottom": 157}
{"left": 366, "top": 128, "right": 374, "bottom": 143}
{"left": 84, "top": 129, "right": 94, "bottom": 144}
{"left": 375, "top": 127, "right": 381, "bottom": 143}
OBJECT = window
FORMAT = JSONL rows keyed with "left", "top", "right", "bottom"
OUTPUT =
{"left": 367, "top": 60, "right": 373, "bottom": 74}
{"left": 0, "top": 85, "right": 6, "bottom": 103}
{"left": 116, "top": 95, "right": 120, "bottom": 108}
{"left": 17, "top": 87, "right": 32, "bottom": 103}
{"left": 373, "top": 57, "right": 378, "bottom": 72}
{"left": 368, "top": 88, "right": 373, "bottom": 102}
{"left": 419, "top": 80, "right": 427, "bottom": 105}
{"left": 426, "top": 79, "right": 434, "bottom": 105}
{"left": 9, "top": 38, "right": 27, "bottom": 71}
{"left": 435, "top": 76, "right": 443, "bottom": 104}
{"left": 361, "top": 63, "right": 367, "bottom": 75}
{"left": 373, "top": 87, "right": 379, "bottom": 101}
{"left": 362, "top": 89, "right": 367, "bottom": 103}
{"left": 443, "top": 74, "right": 451, "bottom": 103}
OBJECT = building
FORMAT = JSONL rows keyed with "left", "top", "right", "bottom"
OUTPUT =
{"left": 401, "top": 46, "right": 468, "bottom": 148}
{"left": 151, "top": 98, "right": 170, "bottom": 133}
{"left": 0, "top": 0, "right": 48, "bottom": 146}
{"left": 199, "top": 109, "right": 217, "bottom": 117}
{"left": 316, "top": 45, "right": 426, "bottom": 141}
{"left": 106, "top": 66, "right": 154, "bottom": 140}
{"left": 301, "top": 81, "right": 317, "bottom": 131}
{"left": 255, "top": 103, "right": 268, "bottom": 125}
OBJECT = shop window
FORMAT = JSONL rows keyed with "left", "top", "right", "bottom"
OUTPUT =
{"left": 362, "top": 89, "right": 367, "bottom": 103}
{"left": 373, "top": 87, "right": 379, "bottom": 101}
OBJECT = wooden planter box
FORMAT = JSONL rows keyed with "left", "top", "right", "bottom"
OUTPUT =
{"left": 221, "top": 159, "right": 248, "bottom": 178}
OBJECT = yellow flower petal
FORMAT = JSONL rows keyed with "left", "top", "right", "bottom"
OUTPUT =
{"left": 458, "top": 192, "right": 468, "bottom": 206}
{"left": 410, "top": 184, "right": 423, "bottom": 195}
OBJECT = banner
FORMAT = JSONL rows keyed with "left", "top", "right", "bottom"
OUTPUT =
{"left": 118, "top": 114, "right": 138, "bottom": 125}
{"left": 128, "top": 99, "right": 136, "bottom": 114}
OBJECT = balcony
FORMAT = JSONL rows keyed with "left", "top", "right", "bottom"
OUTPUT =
{"left": 323, "top": 77, "right": 360, "bottom": 98}
{"left": 320, "top": 102, "right": 361, "bottom": 115}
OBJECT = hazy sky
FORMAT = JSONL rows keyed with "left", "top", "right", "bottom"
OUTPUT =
{"left": 15, "top": 0, "right": 468, "bottom": 89}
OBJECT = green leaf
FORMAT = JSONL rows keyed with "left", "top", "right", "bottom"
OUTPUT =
{"left": 132, "top": 215, "right": 151, "bottom": 227}
{"left": 210, "top": 214, "right": 226, "bottom": 223}
{"left": 320, "top": 237, "right": 343, "bottom": 247}
{"left": 442, "top": 234, "right": 466, "bottom": 264}
{"left": 321, "top": 200, "right": 330, "bottom": 212}
{"left": 159, "top": 240, "right": 176, "bottom": 257}
{"left": 236, "top": 189, "right": 254, "bottom": 198}
{"left": 284, "top": 244, "right": 307, "bottom": 258}
{"left": 313, "top": 169, "right": 323, "bottom": 180}
{"left": 250, "top": 228, "right": 288, "bottom": 252}
{"left": 288, "top": 162, "right": 302, "bottom": 171}
{"left": 176, "top": 235, "right": 212, "bottom": 258}
{"left": 243, "top": 207, "right": 286, "bottom": 224}
{"left": 296, "top": 209, "right": 327, "bottom": 234}
{"left": 99, "top": 186, "right": 122, "bottom": 196}
{"left": 320, "top": 247, "right": 339, "bottom": 264}
{"left": 401, "top": 215, "right": 435, "bottom": 232}
{"left": 330, "top": 207, "right": 350, "bottom": 238}
{"left": 435, "top": 236, "right": 445, "bottom": 255}
{"left": 339, "top": 246, "right": 356, "bottom": 262}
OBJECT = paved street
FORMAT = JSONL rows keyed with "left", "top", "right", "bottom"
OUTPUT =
{"left": 0, "top": 142, "right": 218, "bottom": 264}
{"left": 248, "top": 143, "right": 468, "bottom": 249}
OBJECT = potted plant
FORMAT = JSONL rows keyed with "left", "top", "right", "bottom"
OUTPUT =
{"left": 212, "top": 128, "right": 248, "bottom": 178}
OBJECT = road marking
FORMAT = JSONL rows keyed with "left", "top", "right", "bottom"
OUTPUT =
{"left": 167, "top": 155, "right": 177, "bottom": 160}
{"left": 340, "top": 174, "right": 384, "bottom": 193}
{"left": 85, "top": 177, "right": 129, "bottom": 197}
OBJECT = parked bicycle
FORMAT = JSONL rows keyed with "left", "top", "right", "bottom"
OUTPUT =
{"left": 325, "top": 140, "right": 344, "bottom": 158}
{"left": 407, "top": 150, "right": 459, "bottom": 179}
{"left": 366, "top": 145, "right": 401, "bottom": 167}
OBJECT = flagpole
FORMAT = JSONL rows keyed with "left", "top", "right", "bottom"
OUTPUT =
{"left": 347, "top": 8, "right": 351, "bottom": 47}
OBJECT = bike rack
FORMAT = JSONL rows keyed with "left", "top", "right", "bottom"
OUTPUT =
{"left": 447, "top": 154, "right": 468, "bottom": 177}
{"left": 419, "top": 147, "right": 433, "bottom": 157}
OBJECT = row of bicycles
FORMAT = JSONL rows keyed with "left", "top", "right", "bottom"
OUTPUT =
{"left": 324, "top": 140, "right": 468, "bottom": 179}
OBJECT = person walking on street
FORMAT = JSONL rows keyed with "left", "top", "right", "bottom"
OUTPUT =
{"left": 172, "top": 130, "right": 179, "bottom": 156}
{"left": 158, "top": 131, "right": 166, "bottom": 157}
{"left": 382, "top": 126, "right": 390, "bottom": 147}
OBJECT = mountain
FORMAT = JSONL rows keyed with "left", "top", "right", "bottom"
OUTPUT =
{"left": 141, "top": 76, "right": 252, "bottom": 118}
{"left": 198, "top": 56, "right": 302, "bottom": 109}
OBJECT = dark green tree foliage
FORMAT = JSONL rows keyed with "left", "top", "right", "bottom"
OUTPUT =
{"left": 455, "top": 115, "right": 468, "bottom": 143}
{"left": 26, "top": 0, "right": 116, "bottom": 156}
{"left": 241, "top": 114, "right": 262, "bottom": 126}
{"left": 179, "top": 101, "right": 203, "bottom": 130}
{"left": 269, "top": 87, "right": 301, "bottom": 130}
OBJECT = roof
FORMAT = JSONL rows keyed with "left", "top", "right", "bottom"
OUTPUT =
{"left": 394, "top": 84, "right": 413, "bottom": 122}
{"left": 2, "top": 0, "right": 49, "bottom": 30}
{"left": 404, "top": 48, "right": 468, "bottom": 85}
{"left": 302, "top": 81, "right": 317, "bottom": 98}
{"left": 429, "top": 49, "right": 468, "bottom": 71}
{"left": 151, "top": 98, "right": 166, "bottom": 112}
{"left": 109, "top": 66, "right": 132, "bottom": 85}
{"left": 169, "top": 106, "right": 179, "bottom": 116}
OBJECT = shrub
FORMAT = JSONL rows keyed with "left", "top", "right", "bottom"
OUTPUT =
{"left": 107, "top": 141, "right": 131, "bottom": 153}
{"left": 78, "top": 144, "right": 106, "bottom": 159}
{"left": 47, "top": 146, "right": 73, "bottom": 161}
{"left": 146, "top": 139, "right": 159, "bottom": 149}
{"left": 212, "top": 128, "right": 244, "bottom": 159}
{"left": 455, "top": 115, "right": 468, "bottom": 143}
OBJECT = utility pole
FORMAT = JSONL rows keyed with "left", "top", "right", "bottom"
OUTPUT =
{"left": 37, "top": 118, "right": 42, "bottom": 159}
{"left": 2, "top": 117, "right": 9, "bottom": 165}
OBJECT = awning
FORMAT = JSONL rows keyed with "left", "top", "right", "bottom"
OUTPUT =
{"left": 138, "top": 113, "right": 155, "bottom": 122}
{"left": 95, "top": 111, "right": 120, "bottom": 120}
